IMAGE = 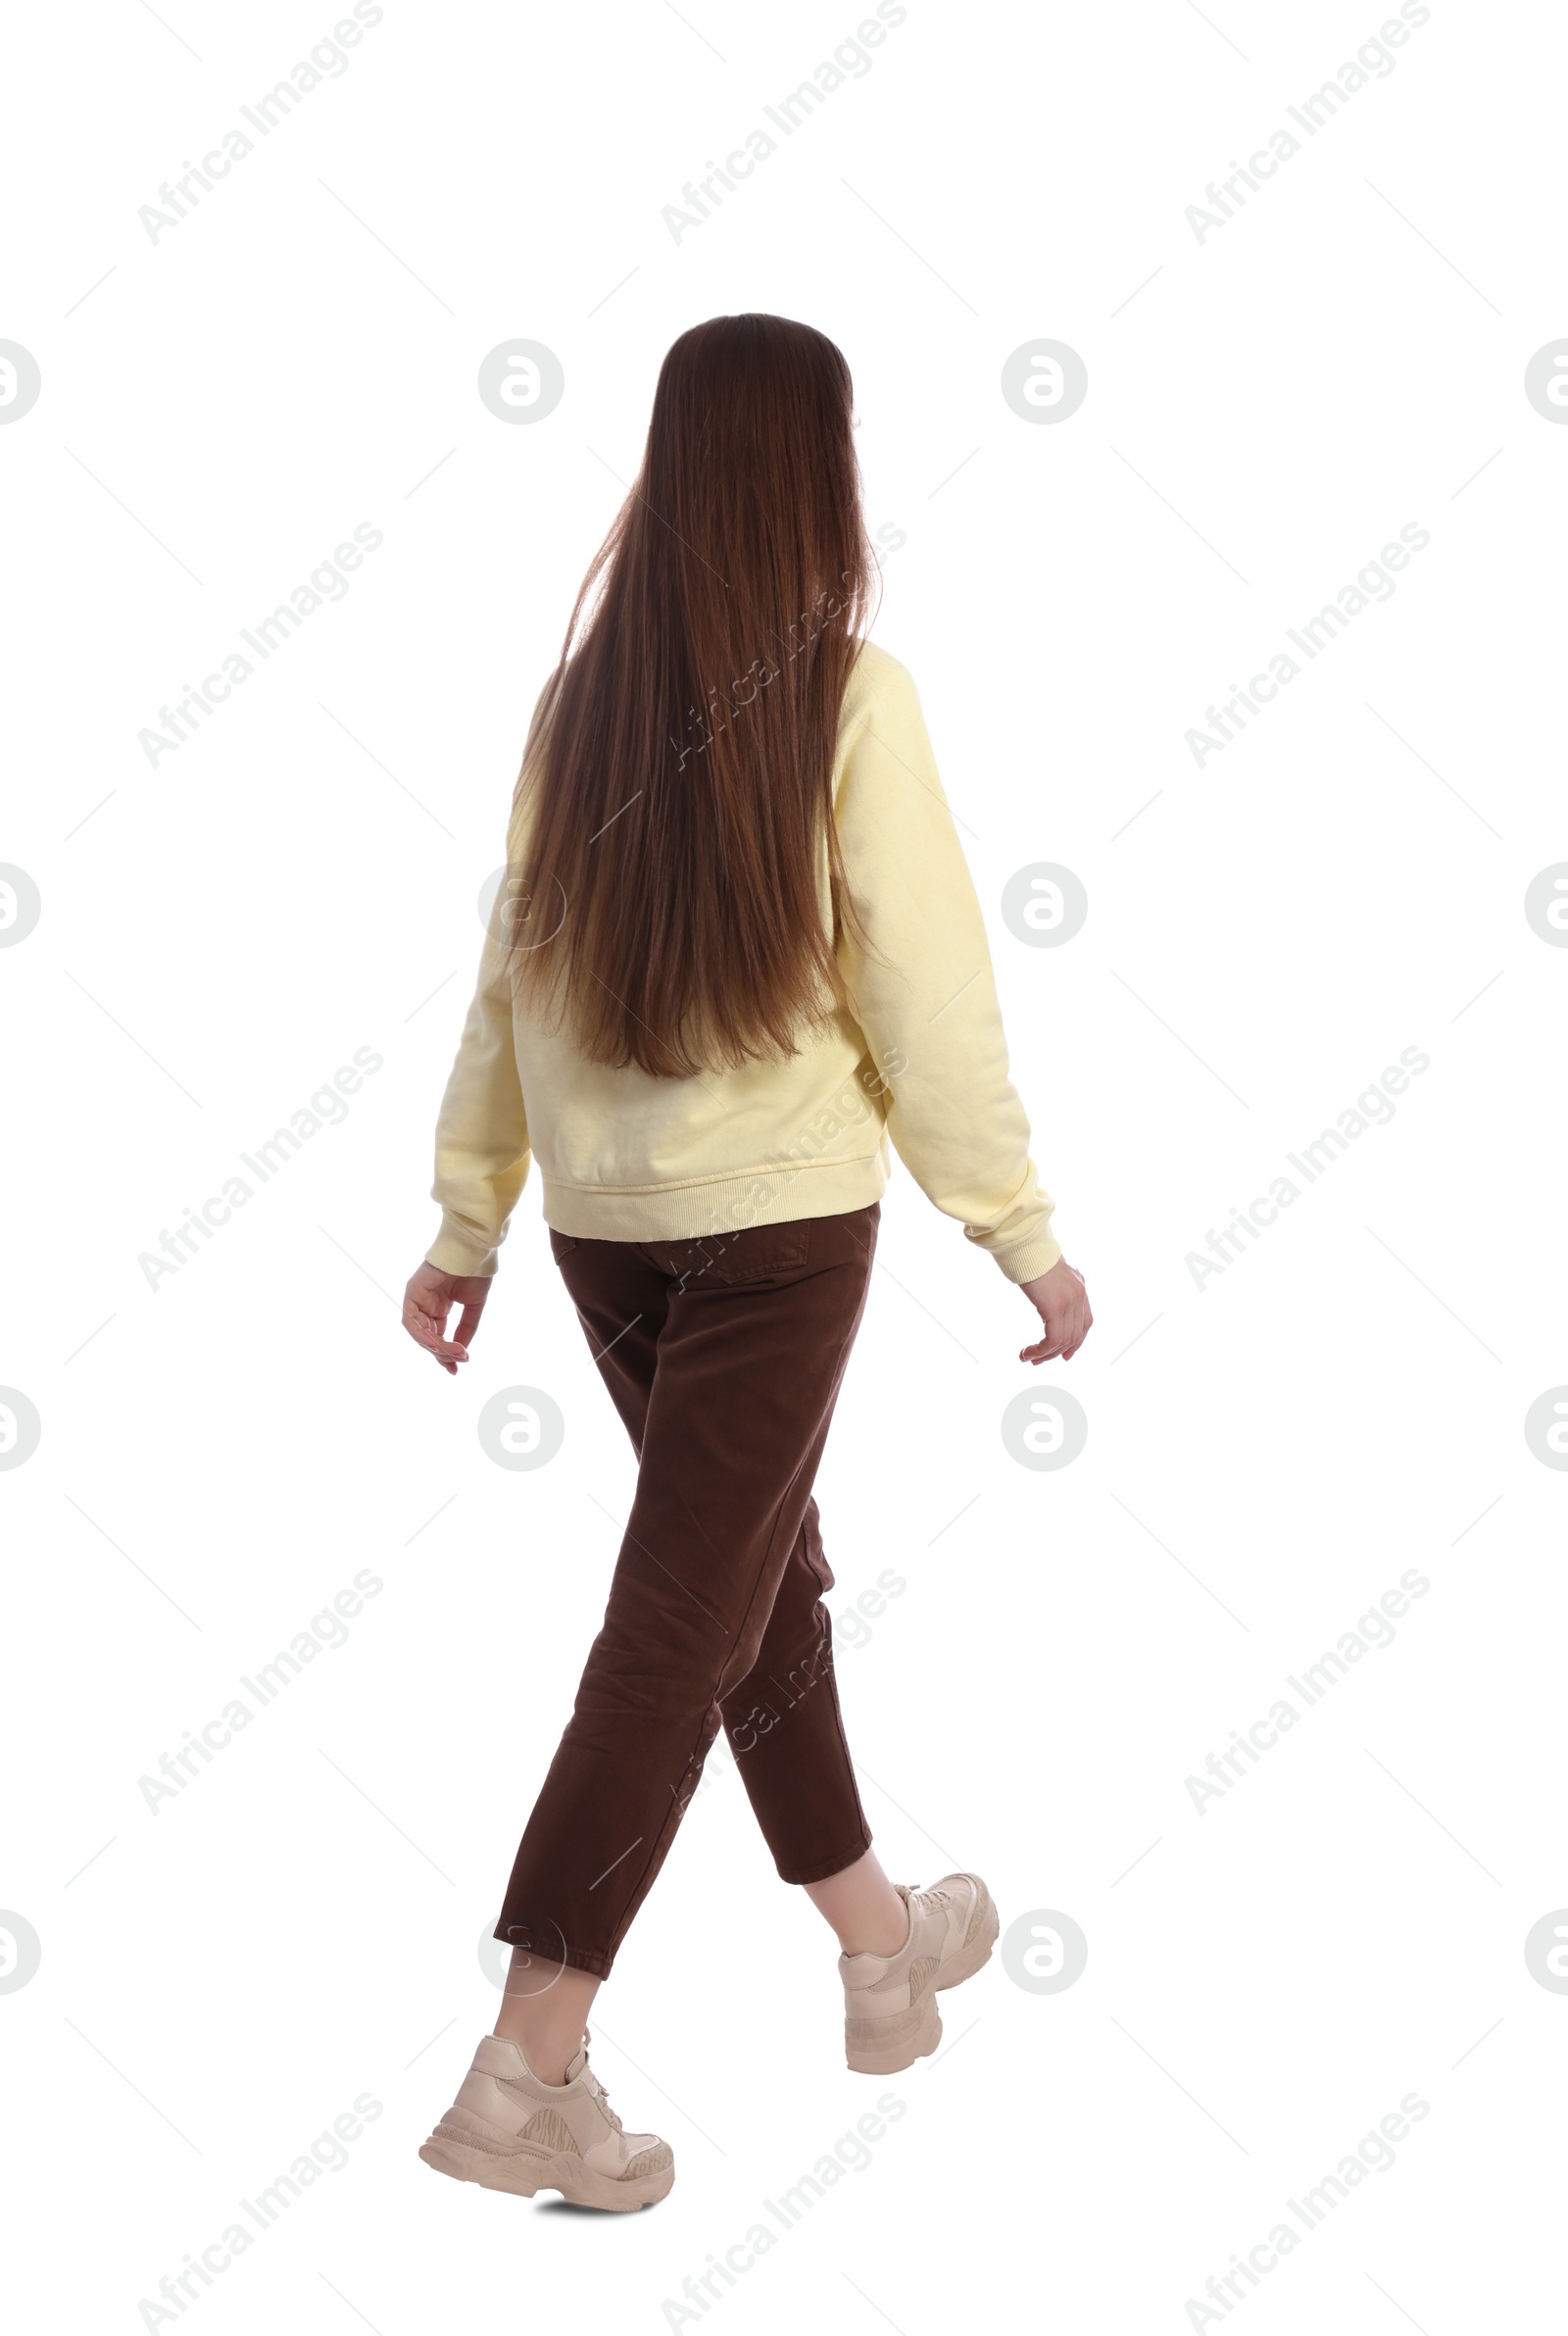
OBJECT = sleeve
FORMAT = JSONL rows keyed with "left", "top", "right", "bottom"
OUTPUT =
{"left": 832, "top": 653, "right": 1063, "bottom": 1284}
{"left": 423, "top": 679, "right": 563, "bottom": 1276}
{"left": 423, "top": 906, "right": 531, "bottom": 1276}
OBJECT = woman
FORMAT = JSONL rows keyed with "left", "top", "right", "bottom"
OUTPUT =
{"left": 402, "top": 313, "right": 1092, "bottom": 2212}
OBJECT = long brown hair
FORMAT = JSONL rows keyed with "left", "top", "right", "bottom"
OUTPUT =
{"left": 504, "top": 313, "right": 880, "bottom": 1078}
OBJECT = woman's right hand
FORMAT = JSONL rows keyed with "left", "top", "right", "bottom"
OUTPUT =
{"left": 1019, "top": 1258, "right": 1092, "bottom": 1364}
{"left": 402, "top": 1262, "right": 492, "bottom": 1375}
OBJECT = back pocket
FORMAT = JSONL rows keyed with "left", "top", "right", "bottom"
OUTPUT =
{"left": 688, "top": 1222, "right": 810, "bottom": 1285}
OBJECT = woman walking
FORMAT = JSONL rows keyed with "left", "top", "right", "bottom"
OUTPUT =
{"left": 402, "top": 313, "right": 1092, "bottom": 2211}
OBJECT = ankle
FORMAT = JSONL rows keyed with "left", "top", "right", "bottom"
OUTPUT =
{"left": 492, "top": 2012, "right": 580, "bottom": 2085}
{"left": 492, "top": 1946, "right": 600, "bottom": 2085}
{"left": 499, "top": 2035, "right": 573, "bottom": 2086}
{"left": 841, "top": 1892, "right": 909, "bottom": 1960}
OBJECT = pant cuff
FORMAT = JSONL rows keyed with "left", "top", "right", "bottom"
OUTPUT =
{"left": 492, "top": 1922, "right": 615, "bottom": 1983}
{"left": 774, "top": 1826, "right": 873, "bottom": 1887}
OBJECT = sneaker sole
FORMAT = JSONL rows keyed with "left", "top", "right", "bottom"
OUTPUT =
{"left": 418, "top": 2128, "right": 673, "bottom": 2212}
{"left": 845, "top": 1880, "right": 1000, "bottom": 2075}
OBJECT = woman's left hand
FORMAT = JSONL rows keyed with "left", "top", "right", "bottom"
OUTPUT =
{"left": 402, "top": 1263, "right": 492, "bottom": 1374}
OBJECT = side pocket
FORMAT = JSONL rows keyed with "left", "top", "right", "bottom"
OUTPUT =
{"left": 548, "top": 1229, "right": 581, "bottom": 1263}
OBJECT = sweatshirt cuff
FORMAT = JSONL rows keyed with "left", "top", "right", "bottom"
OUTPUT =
{"left": 985, "top": 1228, "right": 1064, "bottom": 1286}
{"left": 425, "top": 1218, "right": 502, "bottom": 1277}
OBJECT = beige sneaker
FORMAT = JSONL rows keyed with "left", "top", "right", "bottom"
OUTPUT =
{"left": 840, "top": 1873, "right": 1000, "bottom": 2074}
{"left": 418, "top": 2028, "right": 674, "bottom": 2211}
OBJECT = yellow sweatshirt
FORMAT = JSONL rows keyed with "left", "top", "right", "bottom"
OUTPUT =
{"left": 425, "top": 638, "right": 1061, "bottom": 1284}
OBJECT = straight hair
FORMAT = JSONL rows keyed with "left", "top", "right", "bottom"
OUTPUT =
{"left": 503, "top": 313, "right": 880, "bottom": 1078}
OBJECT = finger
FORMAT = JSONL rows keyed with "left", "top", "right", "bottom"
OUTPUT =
{"left": 404, "top": 1307, "right": 469, "bottom": 1365}
{"left": 402, "top": 1306, "right": 448, "bottom": 1353}
{"left": 451, "top": 1301, "right": 484, "bottom": 1353}
{"left": 402, "top": 1308, "right": 435, "bottom": 1351}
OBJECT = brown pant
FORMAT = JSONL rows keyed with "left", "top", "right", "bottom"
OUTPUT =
{"left": 494, "top": 1203, "right": 880, "bottom": 1979}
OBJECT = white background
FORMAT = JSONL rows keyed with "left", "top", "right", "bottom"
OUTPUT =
{"left": 3, "top": 1, "right": 1564, "bottom": 2329}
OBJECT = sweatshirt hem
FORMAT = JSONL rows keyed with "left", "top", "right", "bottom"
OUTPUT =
{"left": 540, "top": 1154, "right": 891, "bottom": 1243}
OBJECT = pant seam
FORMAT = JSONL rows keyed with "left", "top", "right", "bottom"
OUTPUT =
{"left": 818, "top": 1632, "right": 872, "bottom": 1851}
